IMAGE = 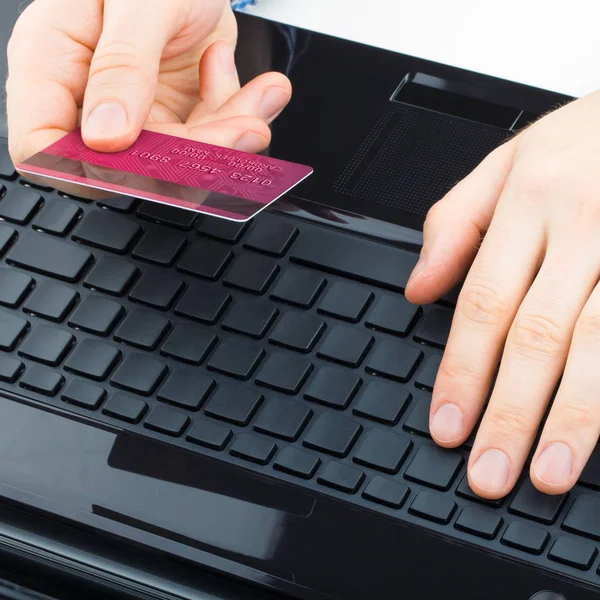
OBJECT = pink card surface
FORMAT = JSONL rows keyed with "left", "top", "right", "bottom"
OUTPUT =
{"left": 17, "top": 129, "right": 313, "bottom": 222}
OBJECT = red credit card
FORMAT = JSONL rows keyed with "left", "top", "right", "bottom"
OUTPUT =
{"left": 17, "top": 129, "right": 313, "bottom": 222}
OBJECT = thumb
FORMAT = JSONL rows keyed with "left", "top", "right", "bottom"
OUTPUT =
{"left": 405, "top": 141, "right": 516, "bottom": 305}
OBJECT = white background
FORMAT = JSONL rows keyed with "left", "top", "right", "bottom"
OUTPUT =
{"left": 247, "top": 0, "right": 600, "bottom": 98}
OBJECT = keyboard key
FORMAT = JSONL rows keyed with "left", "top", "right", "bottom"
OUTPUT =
{"left": 132, "top": 226, "right": 186, "bottom": 266}
{"left": 137, "top": 202, "right": 197, "bottom": 229}
{"left": 160, "top": 323, "right": 216, "bottom": 365}
{"left": 362, "top": 477, "right": 410, "bottom": 509}
{"left": 403, "top": 395, "right": 432, "bottom": 438}
{"left": 73, "top": 210, "right": 141, "bottom": 254}
{"left": 0, "top": 141, "right": 16, "bottom": 179}
{"left": 98, "top": 197, "right": 138, "bottom": 213}
{"left": 175, "top": 283, "right": 230, "bottom": 324}
{"left": 253, "top": 399, "right": 312, "bottom": 441}
{"left": 207, "top": 340, "right": 264, "bottom": 380}
{"left": 0, "top": 225, "right": 16, "bottom": 256}
{"left": 20, "top": 366, "right": 64, "bottom": 396}
{"left": 114, "top": 310, "right": 170, "bottom": 350}
{"left": 0, "top": 189, "right": 42, "bottom": 224}
{"left": 84, "top": 256, "right": 139, "bottom": 296}
{"left": 61, "top": 379, "right": 106, "bottom": 410}
{"left": 68, "top": 296, "right": 124, "bottom": 335}
{"left": 255, "top": 352, "right": 312, "bottom": 394}
{"left": 8, "top": 232, "right": 91, "bottom": 283}
{"left": 365, "top": 295, "right": 420, "bottom": 336}
{"left": 366, "top": 340, "right": 423, "bottom": 383}
{"left": 404, "top": 445, "right": 463, "bottom": 491}
{"left": 414, "top": 308, "right": 453, "bottom": 349}
{"left": 244, "top": 217, "right": 297, "bottom": 256}
{"left": 198, "top": 217, "right": 247, "bottom": 243}
{"left": 317, "top": 325, "right": 373, "bottom": 367}
{"left": 230, "top": 433, "right": 276, "bottom": 465}
{"left": 144, "top": 406, "right": 190, "bottom": 437}
{"left": 562, "top": 494, "right": 600, "bottom": 541}
{"left": 19, "top": 325, "right": 73, "bottom": 366}
{"left": 0, "top": 356, "right": 23, "bottom": 383}
{"left": 304, "top": 366, "right": 361, "bottom": 409}
{"left": 158, "top": 367, "right": 215, "bottom": 411}
{"left": 187, "top": 420, "right": 232, "bottom": 450}
{"left": 111, "top": 354, "right": 167, "bottom": 396}
{"left": 24, "top": 281, "right": 78, "bottom": 322}
{"left": 353, "top": 382, "right": 411, "bottom": 425}
{"left": 222, "top": 300, "right": 278, "bottom": 339}
{"left": 409, "top": 491, "right": 456, "bottom": 525}
{"left": 548, "top": 536, "right": 597, "bottom": 570}
{"left": 102, "top": 393, "right": 148, "bottom": 424}
{"left": 32, "top": 200, "right": 81, "bottom": 236}
{"left": 501, "top": 522, "right": 550, "bottom": 555}
{"left": 177, "top": 240, "right": 232, "bottom": 280}
{"left": 509, "top": 478, "right": 567, "bottom": 525}
{"left": 353, "top": 430, "right": 412, "bottom": 474}
{"left": 269, "top": 312, "right": 325, "bottom": 353}
{"left": 271, "top": 268, "right": 325, "bottom": 308}
{"left": 579, "top": 448, "right": 600, "bottom": 490}
{"left": 455, "top": 473, "right": 504, "bottom": 508}
{"left": 274, "top": 447, "right": 320, "bottom": 479}
{"left": 415, "top": 354, "right": 442, "bottom": 391}
{"left": 204, "top": 383, "right": 263, "bottom": 426}
{"left": 318, "top": 282, "right": 373, "bottom": 323}
{"left": 64, "top": 339, "right": 121, "bottom": 381}
{"left": 224, "top": 254, "right": 279, "bottom": 295}
{"left": 129, "top": 270, "right": 184, "bottom": 310}
{"left": 455, "top": 507, "right": 503, "bottom": 540}
{"left": 0, "top": 269, "right": 33, "bottom": 308}
{"left": 318, "top": 461, "right": 364, "bottom": 494}
{"left": 303, "top": 413, "right": 362, "bottom": 458}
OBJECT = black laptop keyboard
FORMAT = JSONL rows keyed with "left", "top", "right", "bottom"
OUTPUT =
{"left": 1, "top": 138, "right": 600, "bottom": 585}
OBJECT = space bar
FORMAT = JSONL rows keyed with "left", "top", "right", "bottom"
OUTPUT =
{"left": 290, "top": 229, "right": 418, "bottom": 292}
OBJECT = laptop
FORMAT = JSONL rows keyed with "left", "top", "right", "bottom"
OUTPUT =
{"left": 0, "top": 3, "right": 596, "bottom": 600}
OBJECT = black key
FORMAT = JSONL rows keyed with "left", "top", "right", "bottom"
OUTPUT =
{"left": 24, "top": 281, "right": 78, "bottom": 322}
{"left": 68, "top": 296, "right": 124, "bottom": 336}
{"left": 304, "top": 366, "right": 361, "bottom": 409}
{"left": 501, "top": 522, "right": 550, "bottom": 555}
{"left": 353, "top": 430, "right": 412, "bottom": 474}
{"left": 255, "top": 352, "right": 312, "bottom": 394}
{"left": 362, "top": 477, "right": 410, "bottom": 509}
{"left": 579, "top": 448, "right": 600, "bottom": 490}
{"left": 19, "top": 325, "right": 73, "bottom": 366}
{"left": 455, "top": 507, "right": 503, "bottom": 540}
{"left": 0, "top": 356, "right": 23, "bottom": 383}
{"left": 365, "top": 295, "right": 420, "bottom": 337}
{"left": 0, "top": 225, "right": 16, "bottom": 256}
{"left": 8, "top": 232, "right": 91, "bottom": 283}
{"left": 20, "top": 179, "right": 52, "bottom": 192}
{"left": 303, "top": 413, "right": 362, "bottom": 458}
{"left": 244, "top": 217, "right": 297, "bottom": 257}
{"left": 57, "top": 191, "right": 91, "bottom": 202}
{"left": 204, "top": 383, "right": 263, "bottom": 426}
{"left": 102, "top": 393, "right": 148, "bottom": 424}
{"left": 271, "top": 268, "right": 325, "bottom": 308}
{"left": 187, "top": 420, "right": 232, "bottom": 450}
{"left": 509, "top": 479, "right": 567, "bottom": 525}
{"left": 0, "top": 189, "right": 42, "bottom": 224}
{"left": 318, "top": 282, "right": 373, "bottom": 323}
{"left": 84, "top": 256, "right": 138, "bottom": 296}
{"left": 160, "top": 323, "right": 216, "bottom": 365}
{"left": 0, "top": 269, "right": 33, "bottom": 308}
{"left": 403, "top": 395, "right": 432, "bottom": 438}
{"left": 222, "top": 300, "right": 278, "bottom": 339}
{"left": 230, "top": 433, "right": 276, "bottom": 465}
{"left": 254, "top": 399, "right": 312, "bottom": 441}
{"left": 318, "top": 461, "right": 364, "bottom": 494}
{"left": 129, "top": 270, "right": 184, "bottom": 310}
{"left": 64, "top": 339, "right": 121, "bottom": 381}
{"left": 291, "top": 228, "right": 418, "bottom": 292}
{"left": 144, "top": 406, "right": 190, "bottom": 437}
{"left": 132, "top": 226, "right": 186, "bottom": 266}
{"left": 32, "top": 200, "right": 81, "bottom": 236}
{"left": 20, "top": 366, "right": 64, "bottom": 396}
{"left": 353, "top": 382, "right": 411, "bottom": 425}
{"left": 409, "top": 491, "right": 456, "bottom": 525}
{"left": 366, "top": 339, "right": 423, "bottom": 383}
{"left": 158, "top": 367, "right": 215, "bottom": 411}
{"left": 548, "top": 536, "right": 598, "bottom": 570}
{"left": 0, "top": 141, "right": 16, "bottom": 179}
{"left": 404, "top": 445, "right": 464, "bottom": 491}
{"left": 175, "top": 283, "right": 230, "bottom": 324}
{"left": 61, "top": 380, "right": 106, "bottom": 410}
{"left": 274, "top": 447, "right": 320, "bottom": 479}
{"left": 111, "top": 354, "right": 167, "bottom": 396}
{"left": 207, "top": 340, "right": 264, "bottom": 380}
{"left": 224, "top": 254, "right": 279, "bottom": 295}
{"left": 98, "top": 197, "right": 138, "bottom": 213}
{"left": 137, "top": 202, "right": 197, "bottom": 230}
{"left": 269, "top": 312, "right": 325, "bottom": 353}
{"left": 414, "top": 308, "right": 453, "bottom": 349}
{"left": 415, "top": 354, "right": 442, "bottom": 391}
{"left": 198, "top": 217, "right": 247, "bottom": 243}
{"left": 73, "top": 210, "right": 141, "bottom": 254}
{"left": 317, "top": 325, "right": 373, "bottom": 367}
{"left": 114, "top": 310, "right": 170, "bottom": 350}
{"left": 455, "top": 474, "right": 505, "bottom": 508}
{"left": 177, "top": 240, "right": 232, "bottom": 281}
{"left": 562, "top": 494, "right": 600, "bottom": 541}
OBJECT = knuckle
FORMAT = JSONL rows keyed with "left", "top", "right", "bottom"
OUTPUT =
{"left": 575, "top": 311, "right": 600, "bottom": 345}
{"left": 509, "top": 313, "right": 566, "bottom": 360}
{"left": 89, "top": 41, "right": 149, "bottom": 80}
{"left": 486, "top": 405, "right": 532, "bottom": 438}
{"left": 436, "top": 359, "right": 480, "bottom": 392}
{"left": 508, "top": 157, "right": 563, "bottom": 199}
{"left": 457, "top": 281, "right": 508, "bottom": 326}
{"left": 554, "top": 402, "right": 598, "bottom": 430}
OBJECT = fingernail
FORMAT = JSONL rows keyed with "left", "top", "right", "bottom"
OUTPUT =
{"left": 430, "top": 403, "right": 464, "bottom": 443}
{"left": 533, "top": 442, "right": 573, "bottom": 487}
{"left": 220, "top": 43, "right": 236, "bottom": 75}
{"left": 235, "top": 131, "right": 266, "bottom": 153}
{"left": 470, "top": 449, "right": 510, "bottom": 494}
{"left": 85, "top": 102, "right": 128, "bottom": 139}
{"left": 408, "top": 254, "right": 428, "bottom": 285}
{"left": 259, "top": 87, "right": 290, "bottom": 121}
